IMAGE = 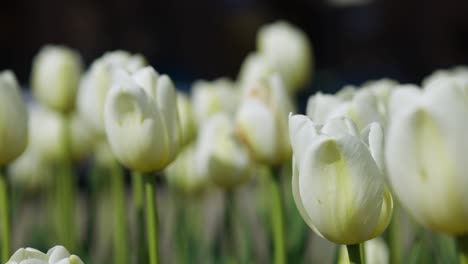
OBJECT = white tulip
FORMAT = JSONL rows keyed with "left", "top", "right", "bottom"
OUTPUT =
{"left": 177, "top": 92, "right": 196, "bottom": 146}
{"left": 105, "top": 66, "right": 181, "bottom": 172}
{"left": 307, "top": 88, "right": 384, "bottom": 129}
{"left": 386, "top": 81, "right": 468, "bottom": 235}
{"left": 236, "top": 73, "right": 293, "bottom": 165}
{"left": 191, "top": 78, "right": 239, "bottom": 125}
{"left": 197, "top": 113, "right": 252, "bottom": 189}
{"left": 77, "top": 50, "right": 147, "bottom": 134}
{"left": 422, "top": 66, "right": 468, "bottom": 93}
{"left": 257, "top": 21, "right": 313, "bottom": 93}
{"left": 0, "top": 70, "right": 28, "bottom": 166}
{"left": 9, "top": 148, "right": 52, "bottom": 192}
{"left": 31, "top": 45, "right": 82, "bottom": 112}
{"left": 289, "top": 115, "right": 393, "bottom": 244}
{"left": 237, "top": 52, "right": 275, "bottom": 91}
{"left": 6, "top": 246, "right": 83, "bottom": 264}
{"left": 166, "top": 143, "right": 210, "bottom": 194}
{"left": 339, "top": 237, "right": 389, "bottom": 264}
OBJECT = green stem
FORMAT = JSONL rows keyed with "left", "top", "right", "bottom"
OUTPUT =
{"left": 110, "top": 163, "right": 128, "bottom": 264}
{"left": 389, "top": 203, "right": 400, "bottom": 264}
{"left": 144, "top": 173, "right": 159, "bottom": 264}
{"left": 346, "top": 244, "right": 366, "bottom": 264}
{"left": 456, "top": 236, "right": 468, "bottom": 264}
{"left": 0, "top": 167, "right": 11, "bottom": 263}
{"left": 224, "top": 191, "right": 236, "bottom": 262}
{"left": 132, "top": 172, "right": 146, "bottom": 263}
{"left": 270, "top": 169, "right": 285, "bottom": 264}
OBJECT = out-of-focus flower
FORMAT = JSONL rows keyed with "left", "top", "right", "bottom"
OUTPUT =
{"left": 8, "top": 148, "right": 52, "bottom": 192}
{"left": 236, "top": 73, "right": 293, "bottom": 165}
{"left": 31, "top": 45, "right": 82, "bottom": 113}
{"left": 166, "top": 143, "right": 210, "bottom": 194}
{"left": 422, "top": 66, "right": 468, "bottom": 92}
{"left": 307, "top": 83, "right": 393, "bottom": 129}
{"left": 257, "top": 21, "right": 313, "bottom": 93}
{"left": 177, "top": 92, "right": 196, "bottom": 146}
{"left": 6, "top": 245, "right": 83, "bottom": 264}
{"left": 77, "top": 50, "right": 147, "bottom": 134}
{"left": 105, "top": 67, "right": 181, "bottom": 172}
{"left": 29, "top": 104, "right": 67, "bottom": 162}
{"left": 237, "top": 52, "right": 275, "bottom": 91}
{"left": 0, "top": 70, "right": 28, "bottom": 166}
{"left": 69, "top": 113, "right": 95, "bottom": 162}
{"left": 338, "top": 237, "right": 389, "bottom": 264}
{"left": 289, "top": 115, "right": 392, "bottom": 244}
{"left": 386, "top": 81, "right": 468, "bottom": 235}
{"left": 197, "top": 113, "right": 252, "bottom": 189}
{"left": 191, "top": 78, "right": 239, "bottom": 125}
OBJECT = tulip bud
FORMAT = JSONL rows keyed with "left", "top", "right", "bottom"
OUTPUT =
{"left": 6, "top": 246, "right": 83, "bottom": 264}
{"left": 28, "top": 104, "right": 68, "bottom": 162}
{"left": 166, "top": 143, "right": 210, "bottom": 194}
{"left": 0, "top": 70, "right": 28, "bottom": 166}
{"left": 9, "top": 148, "right": 52, "bottom": 192}
{"left": 177, "top": 92, "right": 197, "bottom": 146}
{"left": 77, "top": 50, "right": 147, "bottom": 134}
{"left": 191, "top": 78, "right": 239, "bottom": 125}
{"left": 339, "top": 237, "right": 389, "bottom": 264}
{"left": 31, "top": 45, "right": 82, "bottom": 113}
{"left": 289, "top": 115, "right": 393, "bottom": 244}
{"left": 105, "top": 67, "right": 181, "bottom": 172}
{"left": 197, "top": 113, "right": 253, "bottom": 189}
{"left": 307, "top": 88, "right": 384, "bottom": 129}
{"left": 236, "top": 73, "right": 294, "bottom": 165}
{"left": 257, "top": 21, "right": 313, "bottom": 93}
{"left": 237, "top": 52, "right": 275, "bottom": 91}
{"left": 69, "top": 113, "right": 95, "bottom": 162}
{"left": 386, "top": 81, "right": 468, "bottom": 235}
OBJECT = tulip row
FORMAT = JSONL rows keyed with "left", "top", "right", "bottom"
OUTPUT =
{"left": 1, "top": 18, "right": 468, "bottom": 264}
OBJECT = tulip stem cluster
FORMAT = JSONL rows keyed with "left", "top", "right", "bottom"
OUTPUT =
{"left": 270, "top": 169, "right": 286, "bottom": 264}
{"left": 0, "top": 167, "right": 10, "bottom": 263}
{"left": 110, "top": 163, "right": 129, "bottom": 264}
{"left": 457, "top": 236, "right": 468, "bottom": 264}
{"left": 144, "top": 173, "right": 159, "bottom": 264}
{"left": 346, "top": 243, "right": 366, "bottom": 264}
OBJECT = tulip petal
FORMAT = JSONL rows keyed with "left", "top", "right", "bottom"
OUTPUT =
{"left": 288, "top": 114, "right": 318, "bottom": 169}
{"left": 361, "top": 122, "right": 385, "bottom": 173}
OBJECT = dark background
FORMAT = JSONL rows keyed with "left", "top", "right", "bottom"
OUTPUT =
{"left": 2, "top": 0, "right": 468, "bottom": 93}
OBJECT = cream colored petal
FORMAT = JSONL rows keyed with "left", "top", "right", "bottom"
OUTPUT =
{"left": 132, "top": 66, "right": 160, "bottom": 99}
{"left": 361, "top": 122, "right": 385, "bottom": 173}
{"left": 47, "top": 246, "right": 70, "bottom": 263}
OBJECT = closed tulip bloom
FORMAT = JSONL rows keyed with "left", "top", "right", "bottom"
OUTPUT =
{"left": 6, "top": 246, "right": 83, "bottom": 264}
{"left": 386, "top": 81, "right": 468, "bottom": 235}
{"left": 77, "top": 50, "right": 147, "bottom": 134}
{"left": 9, "top": 148, "right": 51, "bottom": 192}
{"left": 257, "top": 21, "right": 313, "bottom": 93}
{"left": 237, "top": 52, "right": 275, "bottom": 91}
{"left": 177, "top": 92, "right": 197, "bottom": 146}
{"left": 0, "top": 70, "right": 28, "bottom": 166}
{"left": 289, "top": 115, "right": 393, "bottom": 244}
{"left": 237, "top": 73, "right": 293, "bottom": 165}
{"left": 166, "top": 143, "right": 210, "bottom": 194}
{"left": 197, "top": 113, "right": 252, "bottom": 189}
{"left": 69, "top": 113, "right": 95, "bottom": 162}
{"left": 191, "top": 78, "right": 239, "bottom": 125}
{"left": 105, "top": 67, "right": 181, "bottom": 172}
{"left": 31, "top": 45, "right": 82, "bottom": 113}
{"left": 307, "top": 88, "right": 384, "bottom": 129}
{"left": 422, "top": 66, "right": 468, "bottom": 90}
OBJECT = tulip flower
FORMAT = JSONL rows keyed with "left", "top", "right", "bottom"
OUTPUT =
{"left": 386, "top": 81, "right": 468, "bottom": 235}
{"left": 236, "top": 73, "right": 293, "bottom": 165}
{"left": 257, "top": 21, "right": 313, "bottom": 93}
{"left": 191, "top": 78, "right": 239, "bottom": 125}
{"left": 197, "top": 113, "right": 252, "bottom": 189}
{"left": 6, "top": 246, "right": 83, "bottom": 264}
{"left": 31, "top": 45, "right": 82, "bottom": 113}
{"left": 289, "top": 114, "right": 393, "bottom": 245}
{"left": 177, "top": 92, "right": 197, "bottom": 146}
{"left": 9, "top": 148, "right": 51, "bottom": 192}
{"left": 105, "top": 66, "right": 181, "bottom": 173}
{"left": 307, "top": 87, "right": 385, "bottom": 130}
{"left": 166, "top": 143, "right": 210, "bottom": 194}
{"left": 0, "top": 70, "right": 28, "bottom": 166}
{"left": 422, "top": 66, "right": 468, "bottom": 90}
{"left": 237, "top": 52, "right": 275, "bottom": 91}
{"left": 77, "top": 50, "right": 147, "bottom": 134}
